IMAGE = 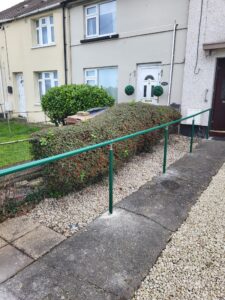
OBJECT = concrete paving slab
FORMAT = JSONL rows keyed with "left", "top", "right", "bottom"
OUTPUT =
{"left": 2, "top": 209, "right": 171, "bottom": 299}
{"left": 0, "top": 245, "right": 33, "bottom": 283}
{"left": 1, "top": 139, "right": 225, "bottom": 299}
{"left": 117, "top": 140, "right": 225, "bottom": 231}
{"left": 0, "top": 238, "right": 7, "bottom": 249}
{"left": 0, "top": 216, "right": 39, "bottom": 242}
{"left": 13, "top": 226, "right": 66, "bottom": 259}
{"left": 171, "top": 140, "right": 225, "bottom": 184}
{"left": 1, "top": 261, "right": 120, "bottom": 300}
{"left": 0, "top": 287, "right": 18, "bottom": 300}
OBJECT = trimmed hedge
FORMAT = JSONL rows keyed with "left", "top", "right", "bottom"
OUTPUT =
{"left": 41, "top": 84, "right": 115, "bottom": 126}
{"left": 31, "top": 103, "right": 181, "bottom": 195}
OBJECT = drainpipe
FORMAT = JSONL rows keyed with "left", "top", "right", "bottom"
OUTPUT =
{"left": 62, "top": 3, "right": 68, "bottom": 85}
{"left": 167, "top": 21, "right": 178, "bottom": 106}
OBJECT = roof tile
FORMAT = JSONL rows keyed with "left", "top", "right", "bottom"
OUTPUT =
{"left": 0, "top": 0, "right": 62, "bottom": 22}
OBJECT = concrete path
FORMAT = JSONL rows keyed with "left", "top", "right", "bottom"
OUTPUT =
{"left": 0, "top": 139, "right": 225, "bottom": 300}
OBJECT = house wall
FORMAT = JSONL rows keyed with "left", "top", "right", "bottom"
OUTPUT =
{"left": 69, "top": 0, "right": 189, "bottom": 106}
{"left": 181, "top": 0, "right": 225, "bottom": 126}
{"left": 0, "top": 8, "right": 66, "bottom": 122}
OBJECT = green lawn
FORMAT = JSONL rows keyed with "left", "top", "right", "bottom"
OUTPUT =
{"left": 0, "top": 119, "right": 45, "bottom": 168}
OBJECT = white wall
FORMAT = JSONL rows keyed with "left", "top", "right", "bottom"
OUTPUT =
{"left": 69, "top": 0, "right": 189, "bottom": 105}
{"left": 181, "top": 0, "right": 225, "bottom": 126}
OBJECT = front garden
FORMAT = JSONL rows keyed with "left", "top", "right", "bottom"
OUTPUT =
{"left": 0, "top": 84, "right": 182, "bottom": 223}
{"left": 0, "top": 119, "right": 45, "bottom": 168}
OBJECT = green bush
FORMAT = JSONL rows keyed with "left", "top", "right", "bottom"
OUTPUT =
{"left": 41, "top": 84, "right": 115, "bottom": 126}
{"left": 31, "top": 103, "right": 181, "bottom": 195}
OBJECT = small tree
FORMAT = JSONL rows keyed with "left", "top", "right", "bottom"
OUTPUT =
{"left": 41, "top": 84, "right": 115, "bottom": 126}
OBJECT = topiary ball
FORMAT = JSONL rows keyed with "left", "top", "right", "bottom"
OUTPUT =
{"left": 125, "top": 85, "right": 135, "bottom": 96}
{"left": 153, "top": 86, "right": 164, "bottom": 97}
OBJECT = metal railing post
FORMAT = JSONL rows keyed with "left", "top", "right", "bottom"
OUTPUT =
{"left": 109, "top": 144, "right": 114, "bottom": 214}
{"left": 190, "top": 118, "right": 195, "bottom": 153}
{"left": 163, "top": 127, "right": 169, "bottom": 174}
{"left": 206, "top": 109, "right": 212, "bottom": 140}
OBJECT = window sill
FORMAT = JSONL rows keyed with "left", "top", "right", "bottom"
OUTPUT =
{"left": 31, "top": 43, "right": 56, "bottom": 50}
{"left": 80, "top": 34, "right": 119, "bottom": 44}
{"left": 34, "top": 103, "right": 41, "bottom": 106}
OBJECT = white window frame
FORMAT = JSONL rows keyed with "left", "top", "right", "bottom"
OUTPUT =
{"left": 85, "top": 5, "right": 99, "bottom": 38}
{"left": 84, "top": 67, "right": 118, "bottom": 99}
{"left": 36, "top": 16, "right": 55, "bottom": 46}
{"left": 84, "top": 69, "right": 98, "bottom": 85}
{"left": 38, "top": 71, "right": 58, "bottom": 101}
{"left": 85, "top": 1, "right": 116, "bottom": 39}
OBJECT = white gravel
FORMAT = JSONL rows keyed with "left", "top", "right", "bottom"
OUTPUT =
{"left": 27, "top": 135, "right": 195, "bottom": 237}
{"left": 133, "top": 162, "right": 225, "bottom": 300}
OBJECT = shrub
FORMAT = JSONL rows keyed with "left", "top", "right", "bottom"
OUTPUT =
{"left": 41, "top": 84, "right": 115, "bottom": 126}
{"left": 31, "top": 103, "right": 181, "bottom": 195}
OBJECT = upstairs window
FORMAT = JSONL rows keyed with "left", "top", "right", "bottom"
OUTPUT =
{"left": 85, "top": 1, "right": 116, "bottom": 38}
{"left": 36, "top": 16, "right": 55, "bottom": 46}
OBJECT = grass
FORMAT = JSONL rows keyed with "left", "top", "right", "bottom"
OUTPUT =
{"left": 0, "top": 119, "right": 45, "bottom": 167}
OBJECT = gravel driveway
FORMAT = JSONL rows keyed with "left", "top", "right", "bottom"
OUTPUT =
{"left": 133, "top": 161, "right": 225, "bottom": 300}
{"left": 28, "top": 135, "right": 195, "bottom": 237}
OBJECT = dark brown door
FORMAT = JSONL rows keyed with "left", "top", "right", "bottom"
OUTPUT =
{"left": 212, "top": 58, "right": 225, "bottom": 131}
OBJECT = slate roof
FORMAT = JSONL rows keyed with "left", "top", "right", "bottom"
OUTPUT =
{"left": 0, "top": 0, "right": 63, "bottom": 22}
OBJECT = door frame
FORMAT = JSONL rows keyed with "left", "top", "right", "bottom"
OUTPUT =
{"left": 136, "top": 63, "right": 162, "bottom": 104}
{"left": 15, "top": 72, "right": 27, "bottom": 118}
{"left": 211, "top": 57, "right": 225, "bottom": 132}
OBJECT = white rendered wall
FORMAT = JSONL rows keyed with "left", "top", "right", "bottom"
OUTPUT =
{"left": 181, "top": 0, "right": 225, "bottom": 126}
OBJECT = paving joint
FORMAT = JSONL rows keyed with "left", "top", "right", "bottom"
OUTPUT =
{"left": 118, "top": 207, "right": 175, "bottom": 233}
{"left": 1, "top": 140, "right": 225, "bottom": 299}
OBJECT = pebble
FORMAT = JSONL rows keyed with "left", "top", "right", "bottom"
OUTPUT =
{"left": 27, "top": 135, "right": 194, "bottom": 237}
{"left": 133, "top": 161, "right": 225, "bottom": 300}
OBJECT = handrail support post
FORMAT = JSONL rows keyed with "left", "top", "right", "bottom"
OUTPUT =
{"left": 163, "top": 127, "right": 169, "bottom": 174}
{"left": 206, "top": 109, "right": 212, "bottom": 140}
{"left": 109, "top": 144, "right": 114, "bottom": 214}
{"left": 190, "top": 118, "right": 195, "bottom": 153}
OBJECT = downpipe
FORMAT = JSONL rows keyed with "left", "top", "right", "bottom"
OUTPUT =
{"left": 167, "top": 21, "right": 178, "bottom": 106}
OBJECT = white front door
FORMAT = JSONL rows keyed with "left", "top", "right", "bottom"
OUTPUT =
{"left": 137, "top": 65, "right": 162, "bottom": 105}
{"left": 16, "top": 73, "right": 27, "bottom": 117}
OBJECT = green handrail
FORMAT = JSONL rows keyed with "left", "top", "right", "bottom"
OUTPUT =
{"left": 0, "top": 108, "right": 212, "bottom": 214}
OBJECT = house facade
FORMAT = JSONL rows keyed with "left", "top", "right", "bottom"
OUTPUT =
{"left": 68, "top": 0, "right": 190, "bottom": 107}
{"left": 182, "top": 0, "right": 225, "bottom": 133}
{"left": 0, "top": 0, "right": 70, "bottom": 122}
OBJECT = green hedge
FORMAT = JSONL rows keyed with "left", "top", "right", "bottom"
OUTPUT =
{"left": 41, "top": 84, "right": 115, "bottom": 126}
{"left": 31, "top": 103, "right": 181, "bottom": 195}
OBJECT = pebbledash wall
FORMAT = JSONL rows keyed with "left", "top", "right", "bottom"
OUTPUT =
{"left": 69, "top": 0, "right": 190, "bottom": 107}
{"left": 0, "top": 7, "right": 68, "bottom": 122}
{"left": 181, "top": 0, "right": 225, "bottom": 127}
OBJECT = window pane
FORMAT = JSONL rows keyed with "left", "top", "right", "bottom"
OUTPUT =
{"left": 37, "top": 29, "right": 40, "bottom": 44}
{"left": 38, "top": 73, "right": 42, "bottom": 79}
{"left": 98, "top": 68, "right": 118, "bottom": 99}
{"left": 54, "top": 81, "right": 59, "bottom": 87}
{"left": 42, "top": 18, "right": 46, "bottom": 25}
{"left": 86, "top": 80, "right": 96, "bottom": 86}
{"left": 44, "top": 73, "right": 50, "bottom": 79}
{"left": 100, "top": 1, "right": 116, "bottom": 35}
{"left": 53, "top": 71, "right": 58, "bottom": 79}
{"left": 39, "top": 81, "right": 43, "bottom": 97}
{"left": 36, "top": 20, "right": 39, "bottom": 28}
{"left": 45, "top": 79, "right": 52, "bottom": 92}
{"left": 42, "top": 27, "right": 48, "bottom": 44}
{"left": 51, "top": 27, "right": 55, "bottom": 42}
{"left": 50, "top": 16, "right": 54, "bottom": 24}
{"left": 87, "top": 6, "right": 97, "bottom": 15}
{"left": 87, "top": 18, "right": 97, "bottom": 36}
{"left": 86, "top": 70, "right": 96, "bottom": 77}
